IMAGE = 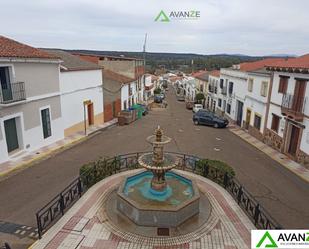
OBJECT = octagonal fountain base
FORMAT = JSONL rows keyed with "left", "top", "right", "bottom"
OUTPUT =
{"left": 117, "top": 170, "right": 200, "bottom": 227}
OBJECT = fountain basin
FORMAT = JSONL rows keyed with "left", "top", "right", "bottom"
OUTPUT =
{"left": 117, "top": 171, "right": 200, "bottom": 227}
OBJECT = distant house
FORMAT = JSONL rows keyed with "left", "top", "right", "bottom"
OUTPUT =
{"left": 144, "top": 74, "right": 157, "bottom": 101}
{"left": 74, "top": 53, "right": 145, "bottom": 118}
{"left": 191, "top": 70, "right": 209, "bottom": 104}
{"left": 74, "top": 53, "right": 145, "bottom": 104}
{"left": 0, "top": 36, "right": 63, "bottom": 163}
{"left": 265, "top": 55, "right": 309, "bottom": 165}
{"left": 43, "top": 49, "right": 104, "bottom": 136}
{"left": 103, "top": 69, "right": 137, "bottom": 120}
{"left": 207, "top": 70, "right": 220, "bottom": 112}
{"left": 218, "top": 58, "right": 283, "bottom": 126}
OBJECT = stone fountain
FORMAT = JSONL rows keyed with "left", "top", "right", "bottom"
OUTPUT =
{"left": 116, "top": 126, "right": 200, "bottom": 227}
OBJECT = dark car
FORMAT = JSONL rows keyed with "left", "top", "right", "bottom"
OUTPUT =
{"left": 192, "top": 110, "right": 229, "bottom": 128}
{"left": 154, "top": 94, "right": 163, "bottom": 103}
{"left": 139, "top": 104, "right": 149, "bottom": 115}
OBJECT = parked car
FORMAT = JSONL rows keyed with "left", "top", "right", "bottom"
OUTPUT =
{"left": 192, "top": 104, "right": 203, "bottom": 113}
{"left": 154, "top": 94, "right": 163, "bottom": 103}
{"left": 193, "top": 110, "right": 229, "bottom": 128}
{"left": 139, "top": 104, "right": 149, "bottom": 115}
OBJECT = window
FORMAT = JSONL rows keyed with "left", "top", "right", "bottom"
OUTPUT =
{"left": 278, "top": 76, "right": 288, "bottom": 94}
{"left": 220, "top": 79, "right": 224, "bottom": 88}
{"left": 123, "top": 100, "right": 127, "bottom": 110}
{"left": 271, "top": 114, "right": 280, "bottom": 133}
{"left": 248, "top": 78, "right": 254, "bottom": 92}
{"left": 218, "top": 98, "right": 222, "bottom": 107}
{"left": 254, "top": 114, "right": 262, "bottom": 130}
{"left": 260, "top": 81, "right": 268, "bottom": 97}
{"left": 41, "top": 108, "right": 52, "bottom": 139}
{"left": 226, "top": 104, "right": 231, "bottom": 114}
{"left": 228, "top": 82, "right": 233, "bottom": 95}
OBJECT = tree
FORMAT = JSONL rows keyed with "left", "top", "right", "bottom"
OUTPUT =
{"left": 195, "top": 92, "right": 205, "bottom": 103}
{"left": 154, "top": 88, "right": 162, "bottom": 94}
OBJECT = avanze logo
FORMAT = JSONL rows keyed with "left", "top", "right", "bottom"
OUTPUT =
{"left": 252, "top": 230, "right": 309, "bottom": 249}
{"left": 154, "top": 10, "right": 200, "bottom": 22}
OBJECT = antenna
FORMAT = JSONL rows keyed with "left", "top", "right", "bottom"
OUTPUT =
{"left": 143, "top": 33, "right": 147, "bottom": 78}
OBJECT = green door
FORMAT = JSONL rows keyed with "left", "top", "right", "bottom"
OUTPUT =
{"left": 0, "top": 67, "right": 13, "bottom": 102}
{"left": 4, "top": 118, "right": 19, "bottom": 153}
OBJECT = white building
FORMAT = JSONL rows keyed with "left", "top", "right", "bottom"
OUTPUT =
{"left": 242, "top": 68, "right": 271, "bottom": 140}
{"left": 218, "top": 58, "right": 284, "bottom": 126}
{"left": 264, "top": 55, "right": 309, "bottom": 165}
{"left": 44, "top": 50, "right": 104, "bottom": 136}
{"left": 0, "top": 36, "right": 63, "bottom": 163}
{"left": 121, "top": 80, "right": 139, "bottom": 110}
{"left": 206, "top": 70, "right": 220, "bottom": 112}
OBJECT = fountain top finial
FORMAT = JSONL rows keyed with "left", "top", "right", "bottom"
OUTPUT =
{"left": 155, "top": 126, "right": 163, "bottom": 142}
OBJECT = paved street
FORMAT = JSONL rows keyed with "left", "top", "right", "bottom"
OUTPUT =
{"left": 1, "top": 88, "right": 309, "bottom": 247}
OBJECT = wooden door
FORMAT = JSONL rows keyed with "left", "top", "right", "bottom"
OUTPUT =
{"left": 87, "top": 103, "right": 94, "bottom": 125}
{"left": 288, "top": 125, "right": 300, "bottom": 156}
{"left": 245, "top": 109, "right": 251, "bottom": 129}
{"left": 293, "top": 80, "right": 306, "bottom": 113}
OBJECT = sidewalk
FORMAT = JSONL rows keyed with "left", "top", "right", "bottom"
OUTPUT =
{"left": 0, "top": 119, "right": 118, "bottom": 178}
{"left": 229, "top": 126, "right": 309, "bottom": 183}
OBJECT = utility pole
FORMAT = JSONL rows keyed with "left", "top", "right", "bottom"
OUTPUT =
{"left": 143, "top": 33, "right": 147, "bottom": 102}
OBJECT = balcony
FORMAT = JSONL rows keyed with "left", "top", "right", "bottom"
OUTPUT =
{"left": 281, "top": 93, "right": 307, "bottom": 121}
{"left": 0, "top": 82, "right": 26, "bottom": 105}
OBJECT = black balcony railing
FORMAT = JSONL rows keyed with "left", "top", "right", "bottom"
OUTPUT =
{"left": 0, "top": 82, "right": 26, "bottom": 104}
{"left": 35, "top": 152, "right": 282, "bottom": 239}
{"left": 281, "top": 93, "right": 307, "bottom": 118}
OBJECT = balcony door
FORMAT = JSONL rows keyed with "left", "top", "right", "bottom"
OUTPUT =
{"left": 0, "top": 67, "right": 12, "bottom": 102}
{"left": 292, "top": 80, "right": 306, "bottom": 113}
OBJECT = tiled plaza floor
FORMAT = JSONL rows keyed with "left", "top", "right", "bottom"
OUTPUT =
{"left": 0, "top": 119, "right": 117, "bottom": 177}
{"left": 229, "top": 127, "right": 309, "bottom": 183}
{"left": 31, "top": 170, "right": 255, "bottom": 249}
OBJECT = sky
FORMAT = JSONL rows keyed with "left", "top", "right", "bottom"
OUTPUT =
{"left": 1, "top": 0, "right": 309, "bottom": 56}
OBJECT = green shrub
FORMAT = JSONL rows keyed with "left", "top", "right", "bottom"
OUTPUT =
{"left": 154, "top": 88, "right": 161, "bottom": 94}
{"left": 195, "top": 92, "right": 205, "bottom": 102}
{"left": 195, "top": 159, "right": 235, "bottom": 182}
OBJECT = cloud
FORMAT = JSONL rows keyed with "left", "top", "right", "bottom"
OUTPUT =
{"left": 1, "top": 0, "right": 308, "bottom": 55}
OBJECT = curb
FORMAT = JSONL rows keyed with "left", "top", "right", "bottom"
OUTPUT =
{"left": 229, "top": 128, "right": 309, "bottom": 184}
{"left": 0, "top": 121, "right": 118, "bottom": 180}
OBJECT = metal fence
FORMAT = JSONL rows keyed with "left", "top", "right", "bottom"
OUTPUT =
{"left": 0, "top": 81, "right": 26, "bottom": 104}
{"left": 35, "top": 152, "right": 282, "bottom": 238}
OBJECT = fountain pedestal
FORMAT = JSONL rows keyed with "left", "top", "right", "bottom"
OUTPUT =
{"left": 116, "top": 126, "right": 200, "bottom": 227}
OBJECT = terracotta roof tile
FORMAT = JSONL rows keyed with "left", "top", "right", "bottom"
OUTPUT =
{"left": 103, "top": 69, "right": 135, "bottom": 84}
{"left": 238, "top": 58, "right": 285, "bottom": 72}
{"left": 0, "top": 36, "right": 59, "bottom": 59}
{"left": 209, "top": 70, "right": 220, "bottom": 77}
{"left": 265, "top": 54, "right": 309, "bottom": 70}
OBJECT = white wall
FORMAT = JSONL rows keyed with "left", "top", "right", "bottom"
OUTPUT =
{"left": 243, "top": 73, "right": 270, "bottom": 132}
{"left": 300, "top": 118, "right": 309, "bottom": 154}
{"left": 121, "top": 81, "right": 138, "bottom": 110}
{"left": 0, "top": 109, "right": 64, "bottom": 163}
{"left": 59, "top": 69, "right": 103, "bottom": 130}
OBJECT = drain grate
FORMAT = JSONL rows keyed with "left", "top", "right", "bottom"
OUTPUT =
{"left": 157, "top": 227, "right": 170, "bottom": 236}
